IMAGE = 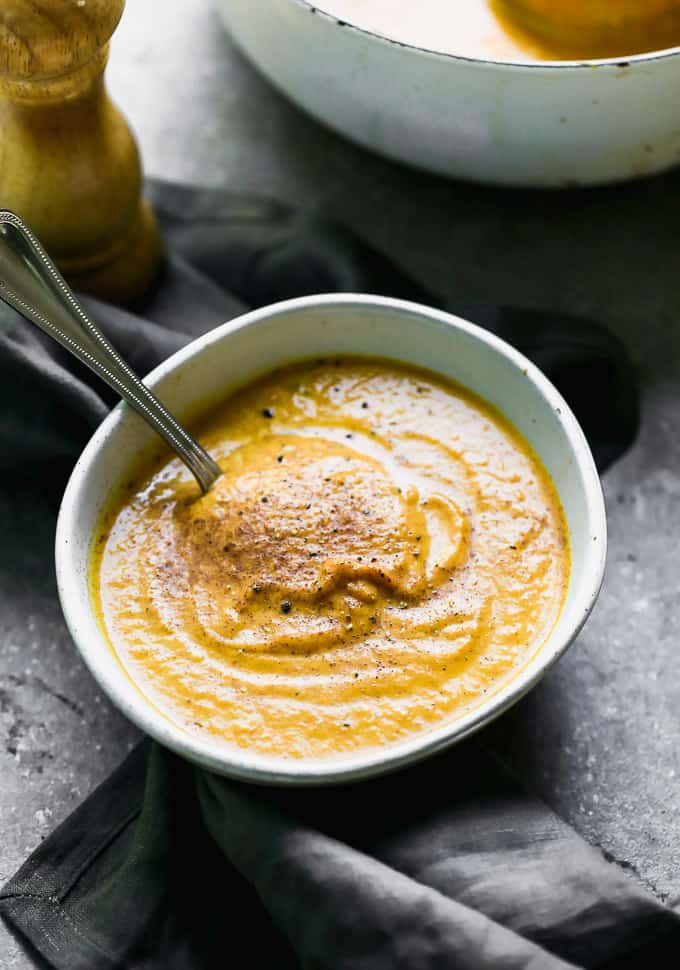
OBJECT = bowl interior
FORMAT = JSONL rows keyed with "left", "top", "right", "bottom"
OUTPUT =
{"left": 299, "top": 0, "right": 680, "bottom": 68}
{"left": 56, "top": 295, "right": 606, "bottom": 785}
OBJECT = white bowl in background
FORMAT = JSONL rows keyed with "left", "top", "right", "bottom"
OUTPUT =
{"left": 214, "top": 0, "right": 680, "bottom": 187}
{"left": 56, "top": 295, "right": 606, "bottom": 785}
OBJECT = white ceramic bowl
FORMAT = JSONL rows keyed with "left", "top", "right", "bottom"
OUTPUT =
{"left": 56, "top": 295, "right": 606, "bottom": 785}
{"left": 215, "top": 0, "right": 680, "bottom": 187}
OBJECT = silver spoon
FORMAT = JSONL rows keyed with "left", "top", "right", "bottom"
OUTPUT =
{"left": 0, "top": 210, "right": 222, "bottom": 494}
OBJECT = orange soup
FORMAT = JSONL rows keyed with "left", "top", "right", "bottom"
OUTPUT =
{"left": 92, "top": 358, "right": 570, "bottom": 759}
{"left": 316, "top": 0, "right": 680, "bottom": 61}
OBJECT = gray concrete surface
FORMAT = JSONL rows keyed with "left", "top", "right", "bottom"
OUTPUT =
{"left": 2, "top": 0, "right": 680, "bottom": 964}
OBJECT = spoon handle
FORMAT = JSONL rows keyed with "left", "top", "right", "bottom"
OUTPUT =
{"left": 0, "top": 210, "right": 221, "bottom": 493}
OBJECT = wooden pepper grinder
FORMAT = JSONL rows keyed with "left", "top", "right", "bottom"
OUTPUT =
{"left": 0, "top": 0, "right": 163, "bottom": 305}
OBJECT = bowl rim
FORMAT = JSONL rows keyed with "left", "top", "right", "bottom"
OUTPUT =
{"left": 56, "top": 293, "right": 607, "bottom": 786}
{"left": 295, "top": 0, "right": 680, "bottom": 70}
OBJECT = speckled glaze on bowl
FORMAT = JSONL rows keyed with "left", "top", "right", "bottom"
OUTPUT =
{"left": 215, "top": 0, "right": 680, "bottom": 187}
{"left": 56, "top": 295, "right": 606, "bottom": 785}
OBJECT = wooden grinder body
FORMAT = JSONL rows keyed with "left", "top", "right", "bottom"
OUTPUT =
{"left": 0, "top": 0, "right": 162, "bottom": 304}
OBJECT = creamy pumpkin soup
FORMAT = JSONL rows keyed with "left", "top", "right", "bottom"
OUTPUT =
{"left": 316, "top": 0, "right": 680, "bottom": 61}
{"left": 93, "top": 359, "right": 569, "bottom": 759}
{"left": 494, "top": 0, "right": 680, "bottom": 59}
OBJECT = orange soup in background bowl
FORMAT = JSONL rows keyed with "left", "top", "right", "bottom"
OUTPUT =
{"left": 312, "top": 0, "right": 680, "bottom": 61}
{"left": 493, "top": 0, "right": 680, "bottom": 59}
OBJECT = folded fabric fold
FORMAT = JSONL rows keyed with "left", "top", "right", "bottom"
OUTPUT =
{"left": 2, "top": 180, "right": 670, "bottom": 970}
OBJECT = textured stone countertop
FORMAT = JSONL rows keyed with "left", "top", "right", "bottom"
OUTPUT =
{"left": 2, "top": 0, "right": 680, "bottom": 964}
